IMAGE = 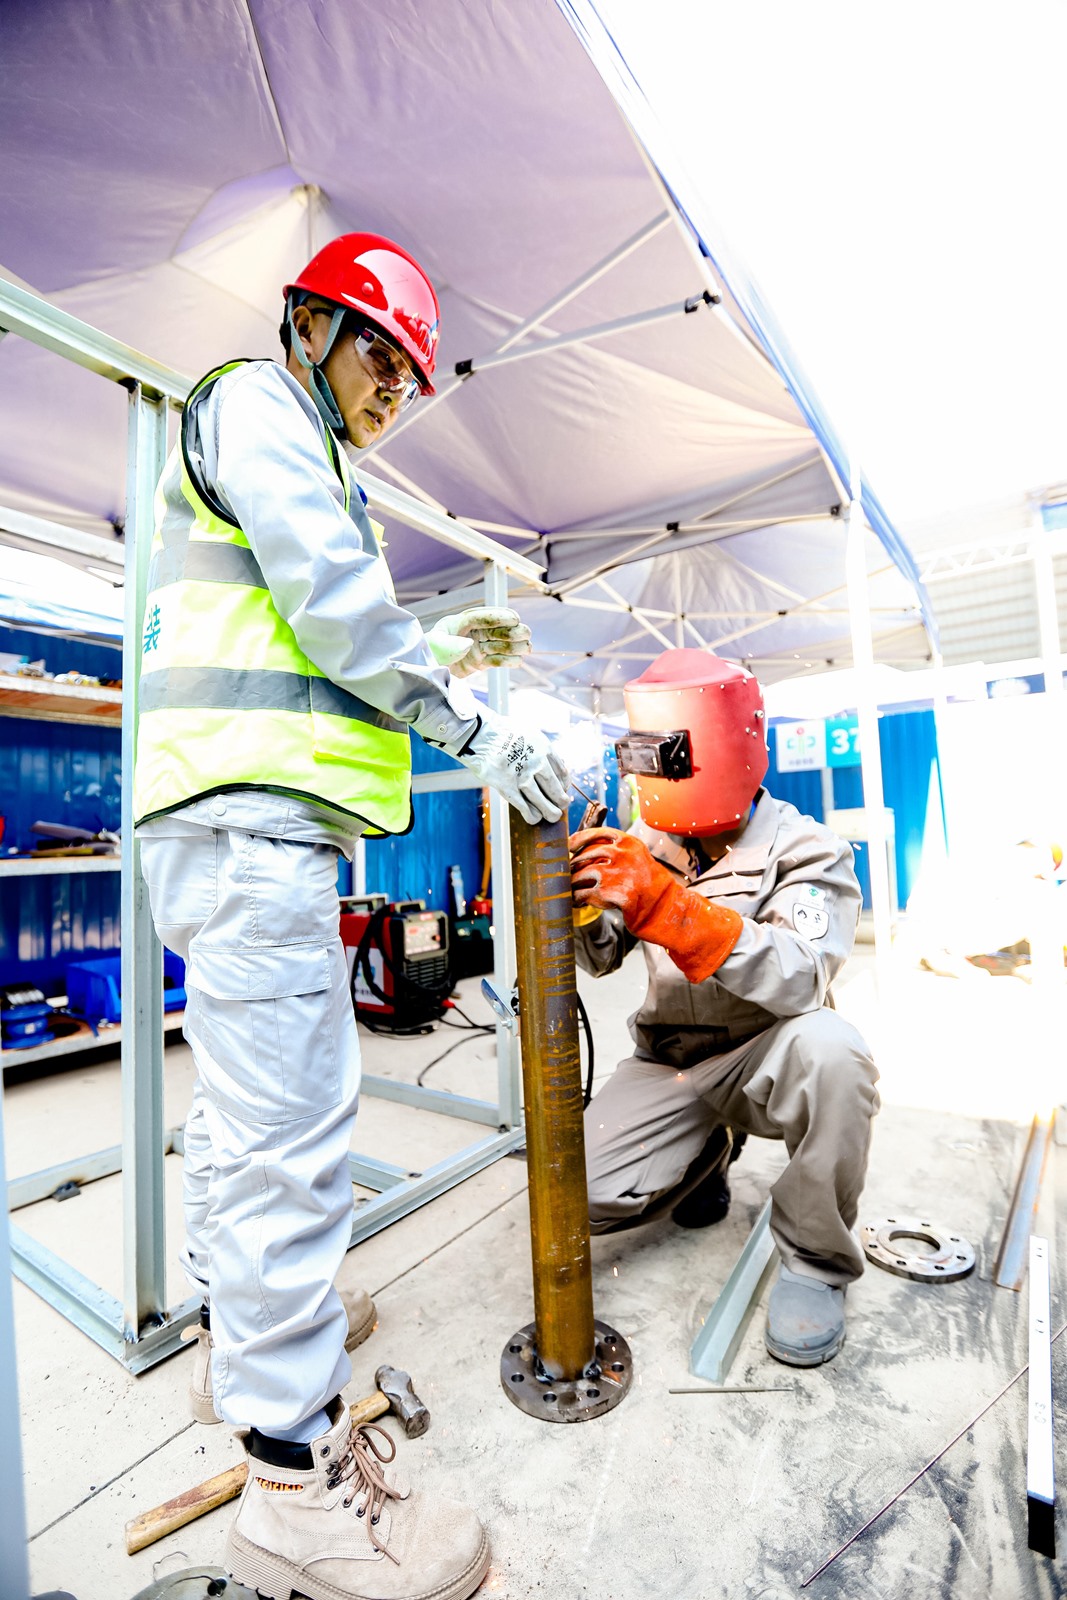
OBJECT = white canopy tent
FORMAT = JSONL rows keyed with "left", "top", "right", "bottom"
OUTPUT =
{"left": 0, "top": 0, "right": 927, "bottom": 1381}
{"left": 0, "top": 0, "right": 933, "bottom": 704}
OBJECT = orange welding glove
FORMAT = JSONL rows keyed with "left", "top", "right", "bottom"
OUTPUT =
{"left": 569, "top": 827, "right": 743, "bottom": 983}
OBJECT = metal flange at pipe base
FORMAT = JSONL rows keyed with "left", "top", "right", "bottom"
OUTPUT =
{"left": 501, "top": 1318, "right": 633, "bottom": 1422}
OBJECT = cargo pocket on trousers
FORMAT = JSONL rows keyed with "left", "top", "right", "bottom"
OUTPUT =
{"left": 186, "top": 943, "right": 341, "bottom": 1126}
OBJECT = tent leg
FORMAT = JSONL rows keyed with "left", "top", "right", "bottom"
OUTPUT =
{"left": 121, "top": 384, "right": 168, "bottom": 1339}
{"left": 486, "top": 561, "right": 522, "bottom": 1130}
{"left": 845, "top": 499, "right": 894, "bottom": 965}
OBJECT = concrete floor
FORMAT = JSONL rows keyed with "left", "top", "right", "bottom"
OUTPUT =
{"left": 6, "top": 944, "right": 1066, "bottom": 1600}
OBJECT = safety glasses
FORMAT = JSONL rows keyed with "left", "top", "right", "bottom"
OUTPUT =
{"left": 352, "top": 327, "right": 421, "bottom": 411}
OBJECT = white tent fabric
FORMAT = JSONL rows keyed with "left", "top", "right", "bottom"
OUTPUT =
{"left": 0, "top": 0, "right": 932, "bottom": 708}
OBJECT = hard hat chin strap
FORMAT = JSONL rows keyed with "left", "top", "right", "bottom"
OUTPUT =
{"left": 287, "top": 295, "right": 348, "bottom": 438}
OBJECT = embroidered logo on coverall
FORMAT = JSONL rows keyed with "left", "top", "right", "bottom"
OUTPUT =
{"left": 792, "top": 884, "right": 829, "bottom": 941}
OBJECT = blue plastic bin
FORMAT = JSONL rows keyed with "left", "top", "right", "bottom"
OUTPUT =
{"left": 65, "top": 951, "right": 187, "bottom": 1023}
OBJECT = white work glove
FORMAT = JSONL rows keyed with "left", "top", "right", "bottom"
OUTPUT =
{"left": 455, "top": 706, "right": 569, "bottom": 825}
{"left": 424, "top": 606, "right": 532, "bottom": 678}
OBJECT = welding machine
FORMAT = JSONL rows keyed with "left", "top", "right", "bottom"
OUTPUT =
{"left": 339, "top": 894, "right": 452, "bottom": 1033}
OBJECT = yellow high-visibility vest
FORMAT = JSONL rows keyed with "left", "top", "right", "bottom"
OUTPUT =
{"left": 133, "top": 361, "right": 412, "bottom": 834}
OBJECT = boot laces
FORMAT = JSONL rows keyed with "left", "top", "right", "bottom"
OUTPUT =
{"left": 325, "top": 1422, "right": 402, "bottom": 1563}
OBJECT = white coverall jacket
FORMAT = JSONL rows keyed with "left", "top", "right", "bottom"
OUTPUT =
{"left": 575, "top": 789, "right": 880, "bottom": 1284}
{"left": 139, "top": 361, "right": 480, "bottom": 1435}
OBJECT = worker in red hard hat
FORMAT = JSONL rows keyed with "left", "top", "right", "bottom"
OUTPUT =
{"left": 570, "top": 649, "right": 878, "bottom": 1368}
{"left": 135, "top": 233, "right": 563, "bottom": 1600}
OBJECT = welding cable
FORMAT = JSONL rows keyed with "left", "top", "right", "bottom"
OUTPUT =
{"left": 577, "top": 989, "right": 595, "bottom": 1108}
{"left": 440, "top": 1002, "right": 495, "bottom": 1031}
{"left": 418, "top": 988, "right": 596, "bottom": 1107}
{"left": 416, "top": 1031, "right": 491, "bottom": 1087}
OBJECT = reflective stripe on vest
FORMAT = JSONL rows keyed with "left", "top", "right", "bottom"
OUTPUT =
{"left": 138, "top": 666, "right": 405, "bottom": 730}
{"left": 133, "top": 359, "right": 412, "bottom": 835}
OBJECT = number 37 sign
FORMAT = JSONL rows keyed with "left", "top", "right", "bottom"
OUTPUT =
{"left": 776, "top": 714, "right": 861, "bottom": 772}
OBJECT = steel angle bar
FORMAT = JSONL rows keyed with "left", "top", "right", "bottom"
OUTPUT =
{"left": 690, "top": 1200, "right": 777, "bottom": 1384}
{"left": 122, "top": 1298, "right": 203, "bottom": 1375}
{"left": 8, "top": 1142, "right": 125, "bottom": 1210}
{"left": 994, "top": 1114, "right": 1055, "bottom": 1290}
{"left": 10, "top": 1222, "right": 129, "bottom": 1359}
{"left": 1028, "top": 1236, "right": 1056, "bottom": 1556}
{"left": 359, "top": 1076, "right": 501, "bottom": 1128}
{"left": 348, "top": 1154, "right": 411, "bottom": 1192}
{"left": 349, "top": 1130, "right": 524, "bottom": 1247}
{"left": 0, "top": 279, "right": 189, "bottom": 402}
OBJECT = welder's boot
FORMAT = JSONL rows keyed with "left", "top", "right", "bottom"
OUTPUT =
{"left": 183, "top": 1287, "right": 378, "bottom": 1425}
{"left": 764, "top": 1265, "right": 846, "bottom": 1366}
{"left": 226, "top": 1398, "right": 491, "bottom": 1600}
{"left": 672, "top": 1128, "right": 748, "bottom": 1229}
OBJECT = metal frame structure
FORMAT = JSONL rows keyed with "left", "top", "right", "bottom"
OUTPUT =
{"left": 0, "top": 278, "right": 543, "bottom": 1372}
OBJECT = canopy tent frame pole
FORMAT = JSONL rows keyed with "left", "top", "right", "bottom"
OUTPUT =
{"left": 844, "top": 498, "right": 894, "bottom": 963}
{"left": 449, "top": 291, "right": 719, "bottom": 377}
{"left": 120, "top": 384, "right": 169, "bottom": 1341}
{"left": 0, "top": 280, "right": 538, "bottom": 1373}
{"left": 485, "top": 561, "right": 523, "bottom": 1131}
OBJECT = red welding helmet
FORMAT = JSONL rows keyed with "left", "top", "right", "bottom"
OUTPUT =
{"left": 285, "top": 232, "right": 440, "bottom": 392}
{"left": 617, "top": 650, "right": 768, "bottom": 836}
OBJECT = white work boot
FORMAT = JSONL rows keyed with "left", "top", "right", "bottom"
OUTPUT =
{"left": 226, "top": 1398, "right": 491, "bottom": 1600}
{"left": 182, "top": 1287, "right": 378, "bottom": 1425}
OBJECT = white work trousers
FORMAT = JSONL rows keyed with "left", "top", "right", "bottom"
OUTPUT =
{"left": 140, "top": 823, "right": 360, "bottom": 1433}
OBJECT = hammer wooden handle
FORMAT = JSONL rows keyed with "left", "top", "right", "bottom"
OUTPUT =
{"left": 125, "top": 1462, "right": 248, "bottom": 1554}
{"left": 124, "top": 1397, "right": 391, "bottom": 1555}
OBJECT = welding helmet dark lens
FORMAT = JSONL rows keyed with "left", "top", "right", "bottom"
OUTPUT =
{"left": 614, "top": 730, "right": 693, "bottom": 781}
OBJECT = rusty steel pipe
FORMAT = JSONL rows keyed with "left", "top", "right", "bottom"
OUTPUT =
{"left": 510, "top": 809, "right": 594, "bottom": 1377}
{"left": 500, "top": 811, "right": 632, "bottom": 1422}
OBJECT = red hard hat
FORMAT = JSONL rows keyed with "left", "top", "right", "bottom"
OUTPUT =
{"left": 285, "top": 232, "right": 440, "bottom": 393}
{"left": 617, "top": 650, "right": 768, "bottom": 836}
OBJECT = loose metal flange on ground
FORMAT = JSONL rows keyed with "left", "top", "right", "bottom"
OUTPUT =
{"left": 130, "top": 1569, "right": 258, "bottom": 1599}
{"left": 501, "top": 1319, "right": 633, "bottom": 1421}
{"left": 861, "top": 1215, "right": 976, "bottom": 1281}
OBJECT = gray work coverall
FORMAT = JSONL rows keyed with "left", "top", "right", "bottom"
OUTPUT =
{"left": 575, "top": 790, "right": 879, "bottom": 1284}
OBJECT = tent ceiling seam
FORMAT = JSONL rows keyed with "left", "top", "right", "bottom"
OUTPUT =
{"left": 240, "top": 0, "right": 293, "bottom": 165}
